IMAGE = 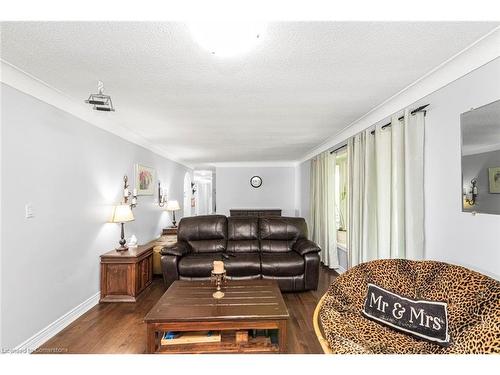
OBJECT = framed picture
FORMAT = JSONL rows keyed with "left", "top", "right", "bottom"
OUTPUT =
{"left": 135, "top": 164, "right": 155, "bottom": 195}
{"left": 489, "top": 167, "right": 500, "bottom": 193}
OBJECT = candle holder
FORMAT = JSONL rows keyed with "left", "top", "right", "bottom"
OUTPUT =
{"left": 211, "top": 270, "right": 226, "bottom": 299}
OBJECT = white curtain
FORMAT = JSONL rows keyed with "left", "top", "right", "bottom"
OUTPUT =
{"left": 310, "top": 151, "right": 339, "bottom": 268}
{"left": 348, "top": 110, "right": 425, "bottom": 268}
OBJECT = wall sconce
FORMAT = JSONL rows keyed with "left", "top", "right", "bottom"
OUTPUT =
{"left": 123, "top": 175, "right": 138, "bottom": 208}
{"left": 191, "top": 182, "right": 197, "bottom": 195}
{"left": 463, "top": 178, "right": 478, "bottom": 206}
{"left": 158, "top": 181, "right": 167, "bottom": 207}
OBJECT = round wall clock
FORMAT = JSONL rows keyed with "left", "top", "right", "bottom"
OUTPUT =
{"left": 250, "top": 176, "right": 262, "bottom": 188}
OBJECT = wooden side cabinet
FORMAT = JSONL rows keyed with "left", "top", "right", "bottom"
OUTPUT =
{"left": 154, "top": 227, "right": 178, "bottom": 275}
{"left": 100, "top": 241, "right": 155, "bottom": 303}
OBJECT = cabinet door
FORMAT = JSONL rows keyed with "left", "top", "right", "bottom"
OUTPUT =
{"left": 136, "top": 256, "right": 152, "bottom": 294}
{"left": 142, "top": 256, "right": 151, "bottom": 288}
{"left": 136, "top": 258, "right": 145, "bottom": 293}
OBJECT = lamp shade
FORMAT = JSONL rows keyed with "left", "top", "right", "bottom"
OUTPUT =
{"left": 166, "top": 200, "right": 181, "bottom": 212}
{"left": 109, "top": 204, "right": 135, "bottom": 223}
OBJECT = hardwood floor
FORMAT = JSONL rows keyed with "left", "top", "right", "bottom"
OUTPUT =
{"left": 37, "top": 266, "right": 337, "bottom": 354}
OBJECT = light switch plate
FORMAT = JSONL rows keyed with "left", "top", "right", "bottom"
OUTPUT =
{"left": 25, "top": 204, "right": 34, "bottom": 218}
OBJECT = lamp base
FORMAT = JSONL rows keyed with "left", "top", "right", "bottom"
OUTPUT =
{"left": 171, "top": 211, "right": 177, "bottom": 227}
{"left": 117, "top": 224, "right": 128, "bottom": 252}
{"left": 116, "top": 245, "right": 129, "bottom": 252}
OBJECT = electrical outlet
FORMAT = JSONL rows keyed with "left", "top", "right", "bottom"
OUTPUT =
{"left": 25, "top": 204, "right": 34, "bottom": 218}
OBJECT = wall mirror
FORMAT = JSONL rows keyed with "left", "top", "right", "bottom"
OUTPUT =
{"left": 461, "top": 99, "right": 500, "bottom": 214}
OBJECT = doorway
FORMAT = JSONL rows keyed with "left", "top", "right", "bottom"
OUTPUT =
{"left": 193, "top": 170, "right": 214, "bottom": 216}
{"left": 183, "top": 172, "right": 192, "bottom": 218}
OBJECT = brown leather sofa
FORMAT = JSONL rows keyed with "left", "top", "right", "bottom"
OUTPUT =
{"left": 160, "top": 215, "right": 321, "bottom": 292}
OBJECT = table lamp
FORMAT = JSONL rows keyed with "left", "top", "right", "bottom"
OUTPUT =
{"left": 166, "top": 200, "right": 181, "bottom": 227}
{"left": 110, "top": 204, "right": 135, "bottom": 251}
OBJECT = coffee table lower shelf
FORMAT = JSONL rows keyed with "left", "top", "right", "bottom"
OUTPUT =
{"left": 146, "top": 320, "right": 287, "bottom": 354}
{"left": 156, "top": 331, "right": 279, "bottom": 354}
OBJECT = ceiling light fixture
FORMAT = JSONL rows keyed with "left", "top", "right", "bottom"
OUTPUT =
{"left": 188, "top": 21, "right": 267, "bottom": 58}
{"left": 85, "top": 80, "right": 115, "bottom": 112}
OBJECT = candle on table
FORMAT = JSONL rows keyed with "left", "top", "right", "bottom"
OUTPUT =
{"left": 213, "top": 260, "right": 224, "bottom": 274}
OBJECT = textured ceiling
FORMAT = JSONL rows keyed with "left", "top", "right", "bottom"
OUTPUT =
{"left": 1, "top": 22, "right": 498, "bottom": 164}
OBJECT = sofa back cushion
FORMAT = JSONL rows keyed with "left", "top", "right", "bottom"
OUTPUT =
{"left": 178, "top": 215, "right": 227, "bottom": 253}
{"left": 227, "top": 217, "right": 260, "bottom": 253}
{"left": 259, "top": 217, "right": 308, "bottom": 253}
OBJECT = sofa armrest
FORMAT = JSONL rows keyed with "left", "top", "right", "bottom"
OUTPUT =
{"left": 161, "top": 255, "right": 179, "bottom": 289}
{"left": 160, "top": 241, "right": 191, "bottom": 257}
{"left": 293, "top": 238, "right": 321, "bottom": 256}
{"left": 304, "top": 252, "right": 320, "bottom": 291}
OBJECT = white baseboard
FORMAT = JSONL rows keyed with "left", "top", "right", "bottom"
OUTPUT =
{"left": 14, "top": 291, "right": 100, "bottom": 353}
{"left": 335, "top": 265, "right": 347, "bottom": 274}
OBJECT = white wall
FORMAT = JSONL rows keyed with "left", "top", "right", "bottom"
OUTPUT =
{"left": 0, "top": 84, "right": 191, "bottom": 349}
{"left": 216, "top": 166, "right": 296, "bottom": 216}
{"left": 297, "top": 58, "right": 500, "bottom": 280}
{"left": 423, "top": 59, "right": 500, "bottom": 280}
{"left": 297, "top": 160, "right": 311, "bottom": 225}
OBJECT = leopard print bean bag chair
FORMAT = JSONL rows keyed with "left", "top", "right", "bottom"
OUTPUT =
{"left": 313, "top": 259, "right": 500, "bottom": 354}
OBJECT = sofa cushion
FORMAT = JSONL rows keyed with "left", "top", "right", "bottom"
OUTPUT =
{"left": 178, "top": 253, "right": 261, "bottom": 278}
{"left": 228, "top": 217, "right": 259, "bottom": 240}
{"left": 225, "top": 253, "right": 261, "bottom": 277}
{"left": 178, "top": 215, "right": 227, "bottom": 253}
{"left": 227, "top": 217, "right": 260, "bottom": 253}
{"left": 187, "top": 239, "right": 226, "bottom": 254}
{"left": 259, "top": 217, "right": 308, "bottom": 240}
{"left": 178, "top": 253, "right": 222, "bottom": 278}
{"left": 261, "top": 252, "right": 305, "bottom": 277}
{"left": 260, "top": 240, "right": 296, "bottom": 253}
{"left": 259, "top": 217, "right": 308, "bottom": 253}
{"left": 227, "top": 240, "right": 260, "bottom": 253}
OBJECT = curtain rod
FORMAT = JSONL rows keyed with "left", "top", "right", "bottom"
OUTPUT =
{"left": 370, "top": 104, "right": 429, "bottom": 135}
{"left": 329, "top": 144, "right": 347, "bottom": 154}
{"left": 328, "top": 104, "right": 429, "bottom": 154}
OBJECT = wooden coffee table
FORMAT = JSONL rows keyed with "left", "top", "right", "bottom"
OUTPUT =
{"left": 144, "top": 279, "right": 289, "bottom": 354}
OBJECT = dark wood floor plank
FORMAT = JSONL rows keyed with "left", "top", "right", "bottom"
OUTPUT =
{"left": 37, "top": 266, "right": 337, "bottom": 354}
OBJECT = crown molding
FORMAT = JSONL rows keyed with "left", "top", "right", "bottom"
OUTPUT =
{"left": 300, "top": 26, "right": 500, "bottom": 163}
{"left": 210, "top": 161, "right": 299, "bottom": 168}
{"left": 0, "top": 59, "right": 192, "bottom": 169}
